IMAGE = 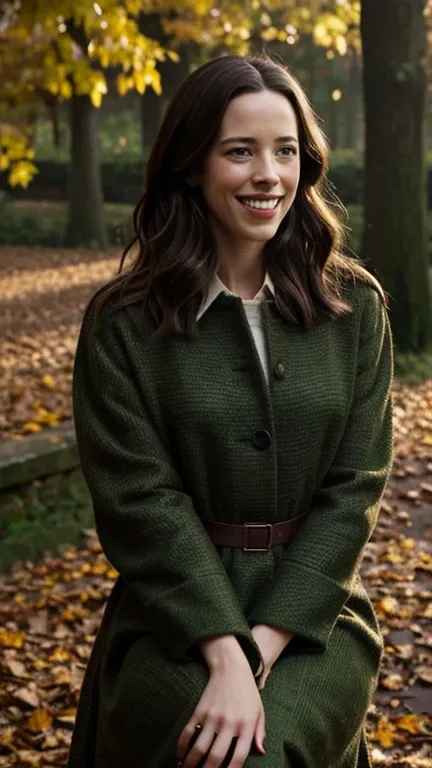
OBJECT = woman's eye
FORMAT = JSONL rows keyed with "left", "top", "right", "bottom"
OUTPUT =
{"left": 228, "top": 147, "right": 251, "bottom": 157}
{"left": 278, "top": 146, "right": 297, "bottom": 156}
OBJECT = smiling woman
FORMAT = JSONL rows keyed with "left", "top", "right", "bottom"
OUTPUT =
{"left": 69, "top": 54, "right": 393, "bottom": 768}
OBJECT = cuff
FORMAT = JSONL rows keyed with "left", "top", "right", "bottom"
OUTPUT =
{"left": 137, "top": 571, "right": 263, "bottom": 675}
{"left": 248, "top": 559, "right": 349, "bottom": 651}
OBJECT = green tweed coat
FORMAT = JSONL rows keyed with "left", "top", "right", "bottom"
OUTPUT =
{"left": 68, "top": 277, "right": 393, "bottom": 768}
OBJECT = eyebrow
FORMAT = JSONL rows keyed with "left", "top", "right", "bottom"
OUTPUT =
{"left": 220, "top": 135, "right": 299, "bottom": 146}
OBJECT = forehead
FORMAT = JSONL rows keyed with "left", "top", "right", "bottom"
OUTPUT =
{"left": 219, "top": 90, "right": 298, "bottom": 138}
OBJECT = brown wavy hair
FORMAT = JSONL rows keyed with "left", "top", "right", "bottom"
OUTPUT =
{"left": 90, "top": 54, "right": 385, "bottom": 337}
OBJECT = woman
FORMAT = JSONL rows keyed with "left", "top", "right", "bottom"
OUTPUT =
{"left": 68, "top": 55, "right": 393, "bottom": 768}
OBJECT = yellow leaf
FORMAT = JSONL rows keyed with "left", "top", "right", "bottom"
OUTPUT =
{"left": 53, "top": 667, "right": 71, "bottom": 685}
{"left": 0, "top": 726, "right": 15, "bottom": 746}
{"left": 41, "top": 374, "right": 56, "bottom": 389}
{"left": 400, "top": 537, "right": 415, "bottom": 551}
{"left": 90, "top": 88, "right": 103, "bottom": 108}
{"left": 372, "top": 717, "right": 397, "bottom": 748}
{"left": 14, "top": 594, "right": 26, "bottom": 604}
{"left": 166, "top": 49, "right": 180, "bottom": 63}
{"left": 134, "top": 69, "right": 146, "bottom": 94}
{"left": 151, "top": 70, "right": 162, "bottom": 96}
{"left": 0, "top": 154, "right": 10, "bottom": 170}
{"left": 27, "top": 708, "right": 53, "bottom": 733}
{"left": 0, "top": 629, "right": 26, "bottom": 648}
{"left": 22, "top": 422, "right": 42, "bottom": 433}
{"left": 8, "top": 160, "right": 38, "bottom": 188}
{"left": 117, "top": 72, "right": 131, "bottom": 96}
{"left": 60, "top": 80, "right": 73, "bottom": 99}
{"left": 48, "top": 648, "right": 71, "bottom": 663}
{"left": 394, "top": 714, "right": 428, "bottom": 734}
{"left": 91, "top": 562, "right": 108, "bottom": 575}
{"left": 33, "top": 659, "right": 49, "bottom": 670}
{"left": 378, "top": 596, "right": 399, "bottom": 615}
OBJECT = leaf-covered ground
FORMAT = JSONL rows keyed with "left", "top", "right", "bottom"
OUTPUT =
{"left": 0, "top": 247, "right": 431, "bottom": 767}
{"left": 0, "top": 246, "right": 120, "bottom": 440}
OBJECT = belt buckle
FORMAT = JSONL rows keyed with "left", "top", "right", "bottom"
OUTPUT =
{"left": 242, "top": 523, "right": 272, "bottom": 552}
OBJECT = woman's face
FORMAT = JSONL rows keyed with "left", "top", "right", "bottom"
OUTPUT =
{"left": 197, "top": 89, "right": 301, "bottom": 250}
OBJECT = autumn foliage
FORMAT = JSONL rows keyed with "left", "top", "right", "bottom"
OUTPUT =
{"left": 0, "top": 0, "right": 363, "bottom": 188}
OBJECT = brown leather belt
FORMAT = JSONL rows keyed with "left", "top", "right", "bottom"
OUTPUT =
{"left": 202, "top": 511, "right": 309, "bottom": 552}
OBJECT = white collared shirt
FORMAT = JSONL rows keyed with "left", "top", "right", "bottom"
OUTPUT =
{"left": 197, "top": 273, "right": 275, "bottom": 384}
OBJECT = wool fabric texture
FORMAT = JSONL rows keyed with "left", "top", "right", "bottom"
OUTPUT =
{"left": 68, "top": 277, "right": 394, "bottom": 768}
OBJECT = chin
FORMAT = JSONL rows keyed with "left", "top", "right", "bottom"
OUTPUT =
{"left": 243, "top": 226, "right": 280, "bottom": 242}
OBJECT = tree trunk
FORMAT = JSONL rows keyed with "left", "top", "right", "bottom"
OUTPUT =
{"left": 360, "top": 0, "right": 431, "bottom": 351}
{"left": 140, "top": 86, "right": 164, "bottom": 154}
{"left": 327, "top": 59, "right": 339, "bottom": 149}
{"left": 344, "top": 47, "right": 361, "bottom": 149}
{"left": 65, "top": 92, "right": 107, "bottom": 248}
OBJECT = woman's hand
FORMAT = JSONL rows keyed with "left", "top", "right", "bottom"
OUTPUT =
{"left": 176, "top": 635, "right": 266, "bottom": 767}
{"left": 251, "top": 624, "right": 294, "bottom": 690}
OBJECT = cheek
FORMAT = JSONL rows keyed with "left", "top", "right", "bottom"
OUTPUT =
{"left": 284, "top": 162, "right": 301, "bottom": 189}
{"left": 202, "top": 161, "right": 247, "bottom": 199}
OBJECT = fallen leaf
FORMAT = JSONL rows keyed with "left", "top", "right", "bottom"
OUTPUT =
{"left": 4, "top": 659, "right": 29, "bottom": 678}
{"left": 416, "top": 665, "right": 432, "bottom": 684}
{"left": 12, "top": 686, "right": 40, "bottom": 708}
{"left": 0, "top": 629, "right": 26, "bottom": 648}
{"left": 26, "top": 707, "right": 53, "bottom": 732}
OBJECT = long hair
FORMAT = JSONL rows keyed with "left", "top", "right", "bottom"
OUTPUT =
{"left": 90, "top": 54, "right": 385, "bottom": 337}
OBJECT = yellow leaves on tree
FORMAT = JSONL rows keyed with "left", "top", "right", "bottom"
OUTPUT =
{"left": 0, "top": 0, "right": 172, "bottom": 188}
{"left": 0, "top": 128, "right": 38, "bottom": 188}
{"left": 12, "top": 0, "right": 169, "bottom": 103}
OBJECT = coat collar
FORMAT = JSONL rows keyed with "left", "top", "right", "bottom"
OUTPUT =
{"left": 197, "top": 273, "right": 275, "bottom": 321}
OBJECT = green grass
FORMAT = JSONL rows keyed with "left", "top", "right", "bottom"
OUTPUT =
{"left": 394, "top": 350, "right": 432, "bottom": 384}
{"left": 0, "top": 200, "right": 134, "bottom": 247}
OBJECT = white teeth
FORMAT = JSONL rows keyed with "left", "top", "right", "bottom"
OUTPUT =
{"left": 241, "top": 198, "right": 280, "bottom": 210}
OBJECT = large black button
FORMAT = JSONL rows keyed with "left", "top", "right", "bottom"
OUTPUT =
{"left": 251, "top": 429, "right": 272, "bottom": 451}
{"left": 273, "top": 362, "right": 285, "bottom": 380}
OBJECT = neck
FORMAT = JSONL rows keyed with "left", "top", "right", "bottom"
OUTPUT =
{"left": 216, "top": 240, "right": 266, "bottom": 301}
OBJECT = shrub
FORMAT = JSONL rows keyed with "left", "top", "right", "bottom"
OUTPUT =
{"left": 0, "top": 200, "right": 134, "bottom": 247}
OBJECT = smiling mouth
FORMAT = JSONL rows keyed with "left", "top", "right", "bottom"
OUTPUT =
{"left": 236, "top": 197, "right": 283, "bottom": 210}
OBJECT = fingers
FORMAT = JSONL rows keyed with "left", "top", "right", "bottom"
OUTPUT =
{"left": 227, "top": 723, "right": 255, "bottom": 767}
{"left": 176, "top": 721, "right": 203, "bottom": 764}
{"left": 253, "top": 705, "right": 266, "bottom": 754}
{"left": 195, "top": 727, "right": 233, "bottom": 768}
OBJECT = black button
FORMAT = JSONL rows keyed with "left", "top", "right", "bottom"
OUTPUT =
{"left": 251, "top": 429, "right": 272, "bottom": 451}
{"left": 273, "top": 362, "right": 285, "bottom": 380}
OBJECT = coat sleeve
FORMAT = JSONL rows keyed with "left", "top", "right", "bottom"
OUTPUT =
{"left": 72, "top": 302, "right": 262, "bottom": 673}
{"left": 249, "top": 286, "right": 394, "bottom": 651}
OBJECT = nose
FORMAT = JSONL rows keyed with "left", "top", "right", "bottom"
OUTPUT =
{"left": 251, "top": 152, "right": 279, "bottom": 186}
